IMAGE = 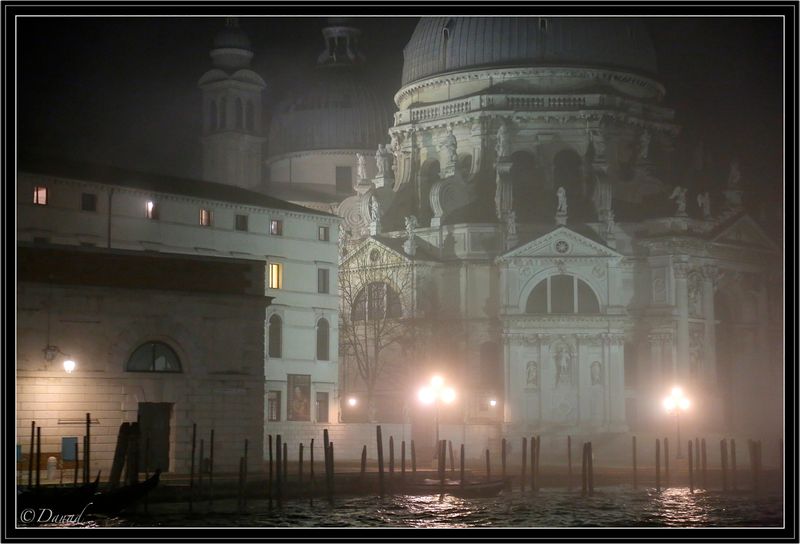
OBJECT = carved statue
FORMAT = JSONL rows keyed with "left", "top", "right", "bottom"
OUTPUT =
{"left": 439, "top": 125, "right": 458, "bottom": 169}
{"left": 669, "top": 186, "right": 687, "bottom": 215}
{"left": 375, "top": 144, "right": 392, "bottom": 177}
{"left": 556, "top": 186, "right": 568, "bottom": 215}
{"left": 639, "top": 129, "right": 651, "bottom": 160}
{"left": 505, "top": 210, "right": 517, "bottom": 236}
{"left": 554, "top": 345, "right": 572, "bottom": 387}
{"left": 404, "top": 215, "right": 417, "bottom": 240}
{"left": 590, "top": 361, "right": 602, "bottom": 386}
{"left": 369, "top": 194, "right": 381, "bottom": 222}
{"left": 495, "top": 121, "right": 511, "bottom": 159}
{"left": 356, "top": 153, "right": 367, "bottom": 181}
{"left": 697, "top": 191, "right": 712, "bottom": 219}
{"left": 526, "top": 360, "right": 539, "bottom": 387}
{"left": 727, "top": 160, "right": 741, "bottom": 187}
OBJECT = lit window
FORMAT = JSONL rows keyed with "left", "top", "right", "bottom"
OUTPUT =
{"left": 319, "top": 226, "right": 330, "bottom": 241}
{"left": 33, "top": 186, "right": 47, "bottom": 205}
{"left": 318, "top": 268, "right": 330, "bottom": 294}
{"left": 146, "top": 200, "right": 159, "bottom": 220}
{"left": 270, "top": 219, "right": 283, "bottom": 236}
{"left": 81, "top": 193, "right": 97, "bottom": 212}
{"left": 268, "top": 263, "right": 283, "bottom": 289}
{"left": 126, "top": 342, "right": 181, "bottom": 372}
{"left": 199, "top": 208, "right": 212, "bottom": 227}
{"left": 235, "top": 214, "right": 248, "bottom": 231}
{"left": 268, "top": 391, "right": 281, "bottom": 421}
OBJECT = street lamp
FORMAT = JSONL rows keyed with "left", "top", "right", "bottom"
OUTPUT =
{"left": 663, "top": 386, "right": 690, "bottom": 459}
{"left": 63, "top": 359, "right": 76, "bottom": 374}
{"left": 417, "top": 375, "right": 456, "bottom": 459}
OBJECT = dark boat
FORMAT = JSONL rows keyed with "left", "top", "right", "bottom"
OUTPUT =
{"left": 405, "top": 478, "right": 506, "bottom": 498}
{"left": 86, "top": 469, "right": 161, "bottom": 515}
{"left": 17, "top": 474, "right": 100, "bottom": 513}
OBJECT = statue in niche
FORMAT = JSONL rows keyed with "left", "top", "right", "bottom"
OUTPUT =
{"left": 375, "top": 144, "right": 392, "bottom": 177}
{"left": 688, "top": 273, "right": 703, "bottom": 316}
{"left": 639, "top": 129, "right": 651, "bottom": 160}
{"left": 556, "top": 186, "right": 568, "bottom": 215}
{"left": 554, "top": 344, "right": 573, "bottom": 387}
{"left": 356, "top": 153, "right": 368, "bottom": 181}
{"left": 439, "top": 125, "right": 458, "bottom": 169}
{"left": 369, "top": 194, "right": 382, "bottom": 222}
{"left": 505, "top": 210, "right": 517, "bottom": 236}
{"left": 697, "top": 191, "right": 712, "bottom": 220}
{"left": 590, "top": 361, "right": 602, "bottom": 386}
{"left": 669, "top": 186, "right": 688, "bottom": 215}
{"left": 526, "top": 360, "right": 539, "bottom": 387}
{"left": 404, "top": 215, "right": 417, "bottom": 241}
{"left": 727, "top": 159, "right": 741, "bottom": 188}
{"left": 495, "top": 121, "right": 511, "bottom": 159}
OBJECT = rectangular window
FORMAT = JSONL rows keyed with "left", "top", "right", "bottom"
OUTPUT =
{"left": 268, "top": 263, "right": 283, "bottom": 289}
{"left": 318, "top": 226, "right": 330, "bottom": 241}
{"left": 335, "top": 166, "right": 352, "bottom": 193}
{"left": 318, "top": 268, "right": 330, "bottom": 294}
{"left": 316, "top": 392, "right": 329, "bottom": 423}
{"left": 235, "top": 214, "right": 248, "bottom": 231}
{"left": 199, "top": 208, "right": 212, "bottom": 227}
{"left": 33, "top": 186, "right": 48, "bottom": 205}
{"left": 81, "top": 192, "right": 97, "bottom": 212}
{"left": 270, "top": 219, "right": 283, "bottom": 236}
{"left": 267, "top": 391, "right": 281, "bottom": 421}
{"left": 146, "top": 200, "right": 159, "bottom": 220}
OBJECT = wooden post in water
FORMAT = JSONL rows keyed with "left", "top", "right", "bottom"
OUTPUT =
{"left": 209, "top": 429, "right": 215, "bottom": 508}
{"left": 521, "top": 436, "right": 527, "bottom": 492}
{"left": 701, "top": 438, "right": 707, "bottom": 489}
{"left": 664, "top": 437, "right": 670, "bottom": 487}
{"left": 309, "top": 438, "right": 315, "bottom": 505}
{"left": 243, "top": 438, "right": 248, "bottom": 507}
{"left": 411, "top": 440, "right": 417, "bottom": 476}
{"left": 85, "top": 413, "right": 91, "bottom": 485}
{"left": 501, "top": 438, "right": 507, "bottom": 485}
{"left": 655, "top": 438, "right": 661, "bottom": 492}
{"left": 189, "top": 423, "right": 196, "bottom": 513}
{"left": 440, "top": 441, "right": 447, "bottom": 487}
{"left": 688, "top": 440, "right": 694, "bottom": 493}
{"left": 448, "top": 441, "right": 455, "bottom": 474}
{"left": 328, "top": 442, "right": 335, "bottom": 501}
{"left": 199, "top": 439, "right": 205, "bottom": 500}
{"left": 567, "top": 435, "right": 572, "bottom": 491}
{"left": 237, "top": 456, "right": 244, "bottom": 512}
{"left": 275, "top": 434, "right": 282, "bottom": 503}
{"left": 694, "top": 437, "right": 700, "bottom": 473}
{"left": 323, "top": 429, "right": 330, "bottom": 493}
{"left": 485, "top": 448, "right": 491, "bottom": 481}
{"left": 730, "top": 438, "right": 737, "bottom": 491}
{"left": 267, "top": 435, "right": 272, "bottom": 504}
{"left": 401, "top": 441, "right": 406, "bottom": 483}
{"left": 360, "top": 445, "right": 367, "bottom": 482}
{"left": 529, "top": 437, "right": 535, "bottom": 492}
{"left": 749, "top": 439, "right": 759, "bottom": 493}
{"left": 587, "top": 442, "right": 594, "bottom": 496}
{"left": 83, "top": 436, "right": 88, "bottom": 485}
{"left": 632, "top": 435, "right": 638, "bottom": 489}
{"left": 720, "top": 439, "right": 729, "bottom": 492}
{"left": 73, "top": 441, "right": 79, "bottom": 487}
{"left": 459, "top": 443, "right": 465, "bottom": 487}
{"left": 581, "top": 442, "right": 587, "bottom": 496}
{"left": 35, "top": 426, "right": 41, "bottom": 489}
{"left": 535, "top": 436, "right": 541, "bottom": 492}
{"left": 389, "top": 436, "right": 395, "bottom": 485}
{"left": 299, "top": 443, "right": 304, "bottom": 486}
{"left": 376, "top": 426, "right": 385, "bottom": 497}
{"left": 28, "top": 421, "right": 35, "bottom": 489}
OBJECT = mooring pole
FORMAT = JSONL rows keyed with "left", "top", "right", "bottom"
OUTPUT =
{"left": 376, "top": 426, "right": 385, "bottom": 497}
{"left": 720, "top": 439, "right": 729, "bottom": 492}
{"left": 632, "top": 435, "right": 637, "bottom": 489}
{"left": 655, "top": 438, "right": 661, "bottom": 493}
{"left": 731, "top": 438, "right": 737, "bottom": 490}
{"left": 688, "top": 440, "right": 694, "bottom": 493}
{"left": 459, "top": 443, "right": 465, "bottom": 487}
{"left": 189, "top": 423, "right": 196, "bottom": 513}
{"left": 581, "top": 442, "right": 587, "bottom": 496}
{"left": 35, "top": 426, "right": 41, "bottom": 489}
{"left": 521, "top": 436, "right": 527, "bottom": 493}
{"left": 567, "top": 435, "right": 572, "bottom": 491}
{"left": 28, "top": 421, "right": 35, "bottom": 489}
{"left": 664, "top": 437, "right": 670, "bottom": 487}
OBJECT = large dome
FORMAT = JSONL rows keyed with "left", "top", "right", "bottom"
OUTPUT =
{"left": 268, "top": 67, "right": 392, "bottom": 156}
{"left": 401, "top": 17, "right": 658, "bottom": 85}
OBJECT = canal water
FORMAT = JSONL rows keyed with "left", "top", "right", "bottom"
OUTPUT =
{"left": 83, "top": 486, "right": 782, "bottom": 528}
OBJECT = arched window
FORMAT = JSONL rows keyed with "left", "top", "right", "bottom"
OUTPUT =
{"left": 245, "top": 100, "right": 254, "bottom": 131}
{"left": 127, "top": 341, "right": 182, "bottom": 372}
{"left": 525, "top": 275, "right": 600, "bottom": 314}
{"left": 219, "top": 97, "right": 227, "bottom": 129}
{"left": 351, "top": 282, "right": 402, "bottom": 321}
{"left": 316, "top": 318, "right": 330, "bottom": 361}
{"left": 209, "top": 100, "right": 217, "bottom": 131}
{"left": 235, "top": 98, "right": 244, "bottom": 129}
{"left": 268, "top": 314, "right": 282, "bottom": 359}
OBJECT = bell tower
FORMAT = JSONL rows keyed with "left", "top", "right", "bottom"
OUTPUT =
{"left": 198, "top": 18, "right": 266, "bottom": 189}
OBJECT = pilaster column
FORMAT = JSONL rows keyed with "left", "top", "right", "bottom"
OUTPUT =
{"left": 702, "top": 265, "right": 720, "bottom": 388}
{"left": 674, "top": 263, "right": 691, "bottom": 383}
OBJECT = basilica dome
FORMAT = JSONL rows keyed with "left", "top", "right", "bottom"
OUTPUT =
{"left": 401, "top": 17, "right": 658, "bottom": 85}
{"left": 268, "top": 66, "right": 391, "bottom": 156}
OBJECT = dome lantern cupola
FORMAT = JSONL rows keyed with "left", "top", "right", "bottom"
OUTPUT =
{"left": 210, "top": 17, "right": 254, "bottom": 70}
{"left": 317, "top": 17, "right": 366, "bottom": 66}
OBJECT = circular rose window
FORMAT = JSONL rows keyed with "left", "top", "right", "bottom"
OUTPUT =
{"left": 555, "top": 240, "right": 570, "bottom": 254}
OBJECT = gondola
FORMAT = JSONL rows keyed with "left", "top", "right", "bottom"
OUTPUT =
{"left": 17, "top": 473, "right": 100, "bottom": 513}
{"left": 85, "top": 469, "right": 161, "bottom": 515}
{"left": 405, "top": 478, "right": 506, "bottom": 498}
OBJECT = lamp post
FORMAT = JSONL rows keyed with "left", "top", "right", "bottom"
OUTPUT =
{"left": 663, "top": 386, "right": 690, "bottom": 459}
{"left": 418, "top": 375, "right": 456, "bottom": 459}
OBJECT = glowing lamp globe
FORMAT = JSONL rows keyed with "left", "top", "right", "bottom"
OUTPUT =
{"left": 63, "top": 359, "right": 76, "bottom": 374}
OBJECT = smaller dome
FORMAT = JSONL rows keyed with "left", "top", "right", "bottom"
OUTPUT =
{"left": 213, "top": 18, "right": 252, "bottom": 51}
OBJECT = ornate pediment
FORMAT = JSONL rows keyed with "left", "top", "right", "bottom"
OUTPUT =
{"left": 710, "top": 215, "right": 776, "bottom": 250}
{"left": 497, "top": 226, "right": 623, "bottom": 262}
{"left": 340, "top": 236, "right": 411, "bottom": 270}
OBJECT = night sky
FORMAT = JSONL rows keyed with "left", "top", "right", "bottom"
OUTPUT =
{"left": 17, "top": 15, "right": 783, "bottom": 208}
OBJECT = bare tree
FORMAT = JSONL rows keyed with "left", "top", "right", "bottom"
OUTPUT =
{"left": 338, "top": 240, "right": 418, "bottom": 422}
